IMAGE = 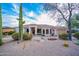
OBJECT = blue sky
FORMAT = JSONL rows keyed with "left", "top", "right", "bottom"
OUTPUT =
{"left": 1, "top": 3, "right": 58, "bottom": 27}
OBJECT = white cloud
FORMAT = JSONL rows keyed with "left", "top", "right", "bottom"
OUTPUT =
{"left": 28, "top": 11, "right": 35, "bottom": 17}
{"left": 24, "top": 12, "right": 58, "bottom": 26}
{"left": 35, "top": 13, "right": 57, "bottom": 26}
{"left": 23, "top": 16, "right": 36, "bottom": 25}
{"left": 3, "top": 12, "right": 58, "bottom": 27}
{"left": 3, "top": 14, "right": 18, "bottom": 27}
{"left": 3, "top": 4, "right": 59, "bottom": 27}
{"left": 12, "top": 4, "right": 19, "bottom": 14}
{"left": 24, "top": 11, "right": 37, "bottom": 18}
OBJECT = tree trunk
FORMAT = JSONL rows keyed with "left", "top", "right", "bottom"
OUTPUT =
{"left": 68, "top": 19, "right": 72, "bottom": 41}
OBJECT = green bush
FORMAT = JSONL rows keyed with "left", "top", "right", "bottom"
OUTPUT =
{"left": 12, "top": 32, "right": 32, "bottom": 41}
{"left": 0, "top": 40, "right": 3, "bottom": 46}
{"left": 3, "top": 31, "right": 15, "bottom": 35}
{"left": 28, "top": 32, "right": 32, "bottom": 40}
{"left": 59, "top": 33, "right": 68, "bottom": 40}
{"left": 8, "top": 31, "right": 15, "bottom": 35}
{"left": 23, "top": 33, "right": 28, "bottom": 40}
{"left": 73, "top": 32, "right": 79, "bottom": 39}
{"left": 12, "top": 32, "right": 19, "bottom": 41}
{"left": 63, "top": 43, "right": 69, "bottom": 47}
{"left": 71, "top": 29, "right": 77, "bottom": 33}
{"left": 23, "top": 32, "right": 32, "bottom": 40}
{"left": 3, "top": 32, "right": 7, "bottom": 35}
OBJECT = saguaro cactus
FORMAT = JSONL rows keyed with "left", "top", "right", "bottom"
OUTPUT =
{"left": 0, "top": 4, "right": 3, "bottom": 45}
{"left": 18, "top": 3, "right": 25, "bottom": 40}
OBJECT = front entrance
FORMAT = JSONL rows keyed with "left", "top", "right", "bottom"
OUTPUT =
{"left": 30, "top": 27, "right": 35, "bottom": 35}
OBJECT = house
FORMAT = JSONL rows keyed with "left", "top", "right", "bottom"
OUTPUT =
{"left": 15, "top": 24, "right": 68, "bottom": 37}
{"left": 15, "top": 24, "right": 58, "bottom": 36}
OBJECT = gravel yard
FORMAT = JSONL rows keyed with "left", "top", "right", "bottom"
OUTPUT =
{"left": 0, "top": 36, "right": 79, "bottom": 56}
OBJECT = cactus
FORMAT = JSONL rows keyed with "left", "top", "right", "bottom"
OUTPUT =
{"left": 18, "top": 3, "right": 25, "bottom": 40}
{"left": 0, "top": 4, "right": 3, "bottom": 45}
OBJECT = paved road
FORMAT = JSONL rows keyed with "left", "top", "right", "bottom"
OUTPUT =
{"left": 0, "top": 36, "right": 79, "bottom": 56}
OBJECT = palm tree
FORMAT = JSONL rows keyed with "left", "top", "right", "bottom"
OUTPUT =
{"left": 0, "top": 4, "right": 3, "bottom": 45}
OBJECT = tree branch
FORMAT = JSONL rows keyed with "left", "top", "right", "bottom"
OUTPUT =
{"left": 55, "top": 7, "right": 68, "bottom": 22}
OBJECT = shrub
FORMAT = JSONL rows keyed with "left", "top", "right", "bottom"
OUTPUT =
{"left": 0, "top": 40, "right": 3, "bottom": 46}
{"left": 63, "top": 43, "right": 69, "bottom": 47}
{"left": 23, "top": 32, "right": 32, "bottom": 40}
{"left": 8, "top": 31, "right": 15, "bottom": 35}
{"left": 71, "top": 29, "right": 77, "bottom": 33}
{"left": 73, "top": 32, "right": 79, "bottom": 39}
{"left": 3, "top": 32, "right": 7, "bottom": 35}
{"left": 63, "top": 40, "right": 69, "bottom": 47}
{"left": 23, "top": 33, "right": 28, "bottom": 40}
{"left": 28, "top": 32, "right": 32, "bottom": 40}
{"left": 3, "top": 31, "right": 15, "bottom": 35}
{"left": 12, "top": 32, "right": 19, "bottom": 41}
{"left": 12, "top": 32, "right": 32, "bottom": 41}
{"left": 59, "top": 33, "right": 68, "bottom": 40}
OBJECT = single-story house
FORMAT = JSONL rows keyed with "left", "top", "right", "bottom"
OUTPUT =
{"left": 15, "top": 24, "right": 58, "bottom": 36}
{"left": 15, "top": 24, "right": 67, "bottom": 37}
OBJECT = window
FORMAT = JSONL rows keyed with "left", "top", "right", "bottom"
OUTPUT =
{"left": 46, "top": 29, "right": 49, "bottom": 34}
{"left": 37, "top": 28, "right": 41, "bottom": 35}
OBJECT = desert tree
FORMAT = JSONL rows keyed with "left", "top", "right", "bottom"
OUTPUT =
{"left": 43, "top": 3, "right": 79, "bottom": 41}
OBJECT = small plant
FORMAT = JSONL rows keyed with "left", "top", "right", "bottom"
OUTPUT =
{"left": 59, "top": 33, "right": 68, "bottom": 40}
{"left": 63, "top": 40, "right": 69, "bottom": 47}
{"left": 12, "top": 32, "right": 32, "bottom": 41}
{"left": 63, "top": 44, "right": 69, "bottom": 47}
{"left": 8, "top": 31, "right": 15, "bottom": 35}
{"left": 73, "top": 32, "right": 79, "bottom": 39}
{"left": 28, "top": 32, "right": 32, "bottom": 40}
{"left": 23, "top": 33, "right": 28, "bottom": 40}
{"left": 59, "top": 33, "right": 69, "bottom": 47}
{"left": 12, "top": 32, "right": 19, "bottom": 41}
{"left": 23, "top": 32, "right": 32, "bottom": 40}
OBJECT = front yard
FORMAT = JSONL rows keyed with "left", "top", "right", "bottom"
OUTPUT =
{"left": 0, "top": 36, "right": 79, "bottom": 56}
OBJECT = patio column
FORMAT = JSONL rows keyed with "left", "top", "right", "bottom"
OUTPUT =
{"left": 50, "top": 29, "right": 51, "bottom": 35}
{"left": 54, "top": 29, "right": 57, "bottom": 35}
{"left": 35, "top": 27, "right": 37, "bottom": 35}
{"left": 41, "top": 28, "right": 43, "bottom": 35}
{"left": 48, "top": 28, "right": 50, "bottom": 35}
{"left": 29, "top": 27, "right": 31, "bottom": 34}
{"left": 45, "top": 29, "right": 46, "bottom": 36}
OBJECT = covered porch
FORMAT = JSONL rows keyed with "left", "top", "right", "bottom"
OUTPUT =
{"left": 25, "top": 26, "right": 57, "bottom": 36}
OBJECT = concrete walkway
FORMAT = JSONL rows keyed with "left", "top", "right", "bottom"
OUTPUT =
{"left": 0, "top": 36, "right": 79, "bottom": 56}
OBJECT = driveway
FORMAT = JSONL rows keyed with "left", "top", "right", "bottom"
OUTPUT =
{"left": 0, "top": 36, "right": 79, "bottom": 56}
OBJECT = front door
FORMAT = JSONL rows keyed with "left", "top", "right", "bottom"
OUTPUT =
{"left": 31, "top": 27, "right": 35, "bottom": 35}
